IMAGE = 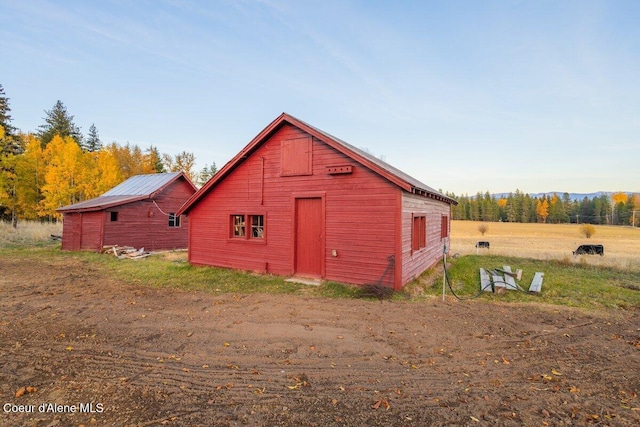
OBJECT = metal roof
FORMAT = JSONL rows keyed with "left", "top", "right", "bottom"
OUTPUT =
{"left": 57, "top": 172, "right": 189, "bottom": 213}
{"left": 57, "top": 195, "right": 146, "bottom": 212}
{"left": 102, "top": 172, "right": 182, "bottom": 196}
{"left": 179, "top": 113, "right": 457, "bottom": 215}
{"left": 295, "top": 116, "right": 447, "bottom": 200}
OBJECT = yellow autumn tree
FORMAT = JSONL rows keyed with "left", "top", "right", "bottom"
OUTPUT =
{"left": 12, "top": 134, "right": 46, "bottom": 220}
{"left": 94, "top": 149, "right": 123, "bottom": 194}
{"left": 0, "top": 127, "right": 35, "bottom": 223}
{"left": 632, "top": 194, "right": 640, "bottom": 227}
{"left": 612, "top": 192, "right": 629, "bottom": 205}
{"left": 77, "top": 149, "right": 123, "bottom": 199}
{"left": 106, "top": 142, "right": 158, "bottom": 179}
{"left": 39, "top": 135, "right": 85, "bottom": 217}
{"left": 535, "top": 198, "right": 549, "bottom": 223}
{"left": 0, "top": 127, "right": 16, "bottom": 220}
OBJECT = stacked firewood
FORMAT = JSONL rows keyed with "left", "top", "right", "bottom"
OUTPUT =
{"left": 101, "top": 245, "right": 151, "bottom": 260}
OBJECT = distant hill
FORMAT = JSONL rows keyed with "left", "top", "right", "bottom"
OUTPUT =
{"left": 490, "top": 191, "right": 635, "bottom": 201}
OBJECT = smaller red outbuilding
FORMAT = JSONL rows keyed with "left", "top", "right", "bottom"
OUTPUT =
{"left": 57, "top": 172, "right": 196, "bottom": 252}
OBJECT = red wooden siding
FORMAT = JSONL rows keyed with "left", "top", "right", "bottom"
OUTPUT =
{"left": 188, "top": 123, "right": 399, "bottom": 286}
{"left": 61, "top": 213, "right": 81, "bottom": 251}
{"left": 80, "top": 212, "right": 104, "bottom": 251}
{"left": 61, "top": 177, "right": 194, "bottom": 252}
{"left": 102, "top": 179, "right": 193, "bottom": 251}
{"left": 401, "top": 192, "right": 450, "bottom": 284}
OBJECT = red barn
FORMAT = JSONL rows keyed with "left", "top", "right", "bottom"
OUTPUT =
{"left": 179, "top": 113, "right": 457, "bottom": 289}
{"left": 57, "top": 172, "right": 196, "bottom": 252}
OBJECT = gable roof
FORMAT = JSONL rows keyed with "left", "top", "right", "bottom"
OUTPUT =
{"left": 57, "top": 172, "right": 196, "bottom": 213}
{"left": 179, "top": 113, "right": 456, "bottom": 215}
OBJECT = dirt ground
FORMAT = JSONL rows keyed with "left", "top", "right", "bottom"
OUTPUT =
{"left": 1, "top": 255, "right": 639, "bottom": 427}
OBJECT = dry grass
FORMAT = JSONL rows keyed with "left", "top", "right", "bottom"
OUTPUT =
{"left": 450, "top": 221, "right": 640, "bottom": 271}
{"left": 0, "top": 221, "right": 62, "bottom": 248}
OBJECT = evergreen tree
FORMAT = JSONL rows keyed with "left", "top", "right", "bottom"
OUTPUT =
{"left": 85, "top": 123, "right": 102, "bottom": 152}
{"left": 481, "top": 191, "right": 498, "bottom": 221}
{"left": 37, "top": 100, "right": 83, "bottom": 148}
{"left": 145, "top": 145, "right": 165, "bottom": 173}
{"left": 0, "top": 84, "right": 22, "bottom": 156}
{"left": 0, "top": 84, "right": 16, "bottom": 138}
{"left": 578, "top": 197, "right": 594, "bottom": 224}
{"left": 548, "top": 194, "right": 569, "bottom": 223}
{"left": 195, "top": 162, "right": 218, "bottom": 188}
{"left": 522, "top": 193, "right": 533, "bottom": 222}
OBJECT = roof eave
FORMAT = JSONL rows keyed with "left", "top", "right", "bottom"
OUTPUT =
{"left": 149, "top": 171, "right": 197, "bottom": 199}
{"left": 178, "top": 112, "right": 458, "bottom": 214}
{"left": 56, "top": 195, "right": 150, "bottom": 213}
{"left": 410, "top": 186, "right": 458, "bottom": 205}
{"left": 178, "top": 114, "right": 288, "bottom": 216}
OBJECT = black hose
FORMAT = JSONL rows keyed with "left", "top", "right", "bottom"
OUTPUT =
{"left": 442, "top": 256, "right": 487, "bottom": 300}
{"left": 441, "top": 249, "right": 531, "bottom": 300}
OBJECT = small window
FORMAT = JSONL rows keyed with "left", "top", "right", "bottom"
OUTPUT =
{"left": 230, "top": 214, "right": 265, "bottom": 240}
{"left": 251, "top": 215, "right": 264, "bottom": 239}
{"left": 110, "top": 212, "right": 118, "bottom": 222}
{"left": 169, "top": 213, "right": 180, "bottom": 228}
{"left": 412, "top": 215, "right": 426, "bottom": 251}
{"left": 231, "top": 215, "right": 246, "bottom": 237}
{"left": 441, "top": 215, "right": 449, "bottom": 239}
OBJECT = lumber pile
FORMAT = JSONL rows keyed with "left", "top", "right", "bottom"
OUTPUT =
{"left": 479, "top": 265, "right": 544, "bottom": 294}
{"left": 101, "top": 245, "right": 151, "bottom": 260}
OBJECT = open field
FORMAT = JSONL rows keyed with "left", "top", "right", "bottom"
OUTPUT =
{"left": 0, "top": 221, "right": 62, "bottom": 249}
{"left": 450, "top": 221, "right": 640, "bottom": 272}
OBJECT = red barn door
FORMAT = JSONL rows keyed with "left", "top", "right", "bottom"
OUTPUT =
{"left": 294, "top": 197, "right": 323, "bottom": 277}
{"left": 63, "top": 213, "right": 81, "bottom": 251}
{"left": 80, "top": 212, "right": 103, "bottom": 251}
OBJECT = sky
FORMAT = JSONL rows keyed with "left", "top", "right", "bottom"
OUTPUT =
{"left": 1, "top": 0, "right": 638, "bottom": 195}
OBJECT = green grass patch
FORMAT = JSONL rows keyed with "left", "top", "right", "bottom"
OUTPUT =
{"left": 3, "top": 246, "right": 639, "bottom": 310}
{"left": 40, "top": 250, "right": 361, "bottom": 298}
{"left": 317, "top": 281, "right": 362, "bottom": 298}
{"left": 426, "top": 254, "right": 640, "bottom": 309}
{"left": 84, "top": 252, "right": 303, "bottom": 294}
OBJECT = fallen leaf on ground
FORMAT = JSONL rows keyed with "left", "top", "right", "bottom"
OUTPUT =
{"left": 371, "top": 399, "right": 390, "bottom": 410}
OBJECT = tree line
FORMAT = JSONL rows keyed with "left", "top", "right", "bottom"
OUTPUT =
{"left": 446, "top": 190, "right": 640, "bottom": 227}
{"left": 0, "top": 84, "right": 217, "bottom": 225}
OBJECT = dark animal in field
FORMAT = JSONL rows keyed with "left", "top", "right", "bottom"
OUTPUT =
{"left": 573, "top": 244, "right": 604, "bottom": 256}
{"left": 476, "top": 241, "right": 490, "bottom": 249}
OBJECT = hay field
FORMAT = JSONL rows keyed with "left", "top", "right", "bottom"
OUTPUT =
{"left": 450, "top": 220, "right": 640, "bottom": 271}
{"left": 0, "top": 221, "right": 62, "bottom": 248}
